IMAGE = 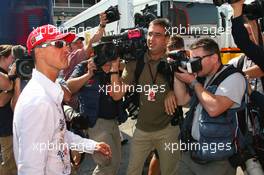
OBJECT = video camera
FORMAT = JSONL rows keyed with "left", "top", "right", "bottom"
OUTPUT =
{"left": 167, "top": 50, "right": 202, "bottom": 73}
{"left": 213, "top": 0, "right": 264, "bottom": 20}
{"left": 134, "top": 4, "right": 157, "bottom": 28}
{"left": 16, "top": 53, "right": 34, "bottom": 80}
{"left": 105, "top": 6, "right": 120, "bottom": 23}
{"left": 93, "top": 28, "right": 147, "bottom": 67}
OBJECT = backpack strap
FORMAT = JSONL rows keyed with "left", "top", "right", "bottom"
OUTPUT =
{"left": 237, "top": 55, "right": 245, "bottom": 71}
{"left": 210, "top": 65, "right": 244, "bottom": 87}
{"left": 133, "top": 51, "right": 145, "bottom": 85}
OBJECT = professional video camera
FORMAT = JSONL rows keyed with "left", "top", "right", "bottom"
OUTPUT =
{"left": 134, "top": 4, "right": 157, "bottom": 28}
{"left": 213, "top": 0, "right": 264, "bottom": 20}
{"left": 93, "top": 28, "right": 147, "bottom": 67}
{"left": 105, "top": 6, "right": 120, "bottom": 23}
{"left": 167, "top": 50, "right": 202, "bottom": 73}
{"left": 16, "top": 53, "right": 34, "bottom": 80}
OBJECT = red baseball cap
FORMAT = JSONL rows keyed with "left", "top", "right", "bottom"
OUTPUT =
{"left": 26, "top": 24, "right": 76, "bottom": 55}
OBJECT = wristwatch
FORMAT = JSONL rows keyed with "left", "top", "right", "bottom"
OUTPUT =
{"left": 109, "top": 71, "right": 119, "bottom": 75}
{"left": 190, "top": 79, "right": 199, "bottom": 89}
{"left": 99, "top": 23, "right": 106, "bottom": 28}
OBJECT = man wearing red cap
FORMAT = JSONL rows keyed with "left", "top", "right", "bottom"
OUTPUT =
{"left": 13, "top": 24, "right": 111, "bottom": 175}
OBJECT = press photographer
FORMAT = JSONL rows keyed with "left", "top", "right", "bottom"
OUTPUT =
{"left": 66, "top": 55, "right": 127, "bottom": 174}
{"left": 174, "top": 38, "right": 246, "bottom": 175}
{"left": 227, "top": 0, "right": 264, "bottom": 71}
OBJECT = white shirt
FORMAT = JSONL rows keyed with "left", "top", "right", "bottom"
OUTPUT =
{"left": 13, "top": 69, "right": 97, "bottom": 175}
{"left": 228, "top": 55, "right": 264, "bottom": 94}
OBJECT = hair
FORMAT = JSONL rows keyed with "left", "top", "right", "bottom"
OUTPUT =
{"left": 190, "top": 38, "right": 221, "bottom": 61}
{"left": 12, "top": 45, "right": 26, "bottom": 59}
{"left": 167, "top": 35, "right": 185, "bottom": 50}
{"left": 149, "top": 18, "right": 171, "bottom": 36}
{"left": 0, "top": 45, "right": 12, "bottom": 58}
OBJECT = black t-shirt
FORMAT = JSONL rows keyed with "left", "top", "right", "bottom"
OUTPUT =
{"left": 97, "top": 73, "right": 119, "bottom": 119}
{"left": 0, "top": 67, "right": 13, "bottom": 137}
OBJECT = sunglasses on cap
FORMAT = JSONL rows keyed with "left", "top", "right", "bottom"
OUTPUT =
{"left": 36, "top": 40, "right": 68, "bottom": 49}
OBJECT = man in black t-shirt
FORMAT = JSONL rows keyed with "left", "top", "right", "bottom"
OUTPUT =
{"left": 67, "top": 59, "right": 122, "bottom": 175}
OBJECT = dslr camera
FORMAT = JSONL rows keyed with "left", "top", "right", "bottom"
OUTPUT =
{"left": 16, "top": 53, "right": 34, "bottom": 80}
{"left": 105, "top": 6, "right": 120, "bottom": 23}
{"left": 134, "top": 4, "right": 157, "bottom": 28}
{"left": 213, "top": 0, "right": 264, "bottom": 20}
{"left": 93, "top": 28, "right": 147, "bottom": 67}
{"left": 167, "top": 50, "right": 202, "bottom": 73}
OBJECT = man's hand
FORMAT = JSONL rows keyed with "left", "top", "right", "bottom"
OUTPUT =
{"left": 175, "top": 67, "right": 196, "bottom": 84}
{"left": 110, "top": 58, "right": 120, "bottom": 72}
{"left": 99, "top": 13, "right": 108, "bottom": 27}
{"left": 164, "top": 91, "right": 177, "bottom": 116}
{"left": 95, "top": 142, "right": 112, "bottom": 159}
{"left": 231, "top": 0, "right": 245, "bottom": 18}
{"left": 87, "top": 58, "right": 97, "bottom": 77}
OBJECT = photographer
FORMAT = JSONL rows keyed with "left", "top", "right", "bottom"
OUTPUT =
{"left": 0, "top": 44, "right": 17, "bottom": 175}
{"left": 231, "top": 0, "right": 264, "bottom": 71}
{"left": 66, "top": 57, "right": 123, "bottom": 174}
{"left": 62, "top": 12, "right": 107, "bottom": 80}
{"left": 110, "top": 18, "right": 180, "bottom": 175}
{"left": 174, "top": 38, "right": 246, "bottom": 175}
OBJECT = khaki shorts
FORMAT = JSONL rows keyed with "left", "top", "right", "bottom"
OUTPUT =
{"left": 0, "top": 136, "right": 17, "bottom": 175}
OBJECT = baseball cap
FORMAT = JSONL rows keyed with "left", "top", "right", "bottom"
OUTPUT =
{"left": 26, "top": 24, "right": 76, "bottom": 55}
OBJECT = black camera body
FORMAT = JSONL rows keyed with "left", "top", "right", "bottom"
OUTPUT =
{"left": 93, "top": 28, "right": 147, "bottom": 67}
{"left": 105, "top": 6, "right": 120, "bottom": 23}
{"left": 134, "top": 4, "right": 157, "bottom": 28}
{"left": 16, "top": 54, "right": 34, "bottom": 80}
{"left": 168, "top": 50, "right": 202, "bottom": 73}
{"left": 213, "top": 0, "right": 264, "bottom": 20}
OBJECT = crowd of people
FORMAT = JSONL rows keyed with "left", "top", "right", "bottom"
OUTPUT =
{"left": 1, "top": 0, "right": 264, "bottom": 175}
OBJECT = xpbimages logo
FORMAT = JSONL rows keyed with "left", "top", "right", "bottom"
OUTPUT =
{"left": 99, "top": 82, "right": 166, "bottom": 96}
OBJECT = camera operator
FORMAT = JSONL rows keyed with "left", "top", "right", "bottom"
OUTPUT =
{"left": 110, "top": 18, "right": 180, "bottom": 175}
{"left": 148, "top": 34, "right": 186, "bottom": 175}
{"left": 62, "top": 13, "right": 107, "bottom": 80}
{"left": 174, "top": 38, "right": 246, "bottom": 175}
{"left": 13, "top": 24, "right": 111, "bottom": 175}
{"left": 66, "top": 56, "right": 124, "bottom": 174}
{"left": 0, "top": 44, "right": 17, "bottom": 175}
{"left": 231, "top": 0, "right": 264, "bottom": 71}
{"left": 8, "top": 45, "right": 28, "bottom": 111}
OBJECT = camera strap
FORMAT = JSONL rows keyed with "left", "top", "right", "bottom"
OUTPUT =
{"left": 147, "top": 62, "right": 158, "bottom": 85}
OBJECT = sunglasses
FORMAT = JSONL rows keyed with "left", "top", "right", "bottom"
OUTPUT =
{"left": 36, "top": 40, "right": 68, "bottom": 49}
{"left": 196, "top": 53, "right": 215, "bottom": 60}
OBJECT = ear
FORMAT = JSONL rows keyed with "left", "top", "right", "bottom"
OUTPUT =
{"left": 212, "top": 54, "right": 220, "bottom": 64}
{"left": 165, "top": 36, "right": 170, "bottom": 45}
